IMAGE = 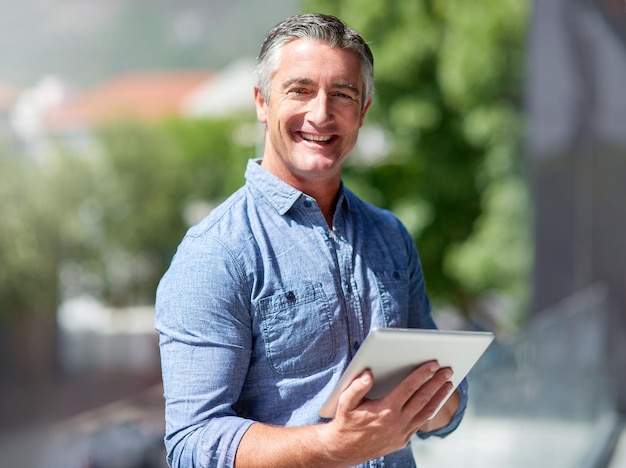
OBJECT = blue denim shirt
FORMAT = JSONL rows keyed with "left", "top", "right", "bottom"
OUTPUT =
{"left": 155, "top": 159, "right": 467, "bottom": 468}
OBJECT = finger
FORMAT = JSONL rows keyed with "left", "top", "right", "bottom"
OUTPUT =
{"left": 386, "top": 361, "right": 440, "bottom": 407}
{"left": 410, "top": 381, "right": 454, "bottom": 426}
{"left": 404, "top": 368, "right": 453, "bottom": 416}
{"left": 336, "top": 369, "right": 375, "bottom": 414}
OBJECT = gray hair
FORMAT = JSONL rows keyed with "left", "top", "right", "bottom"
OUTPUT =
{"left": 255, "top": 14, "right": 374, "bottom": 108}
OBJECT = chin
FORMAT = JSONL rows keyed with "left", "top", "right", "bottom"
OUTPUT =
{"left": 300, "top": 162, "right": 342, "bottom": 179}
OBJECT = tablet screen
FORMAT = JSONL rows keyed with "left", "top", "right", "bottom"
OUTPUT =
{"left": 319, "top": 327, "right": 494, "bottom": 419}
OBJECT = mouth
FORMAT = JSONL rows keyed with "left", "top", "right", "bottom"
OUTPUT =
{"left": 299, "top": 132, "right": 335, "bottom": 144}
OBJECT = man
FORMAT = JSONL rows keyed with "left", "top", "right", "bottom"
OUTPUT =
{"left": 155, "top": 13, "right": 467, "bottom": 467}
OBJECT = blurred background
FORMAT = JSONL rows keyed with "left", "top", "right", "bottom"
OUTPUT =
{"left": 0, "top": 0, "right": 625, "bottom": 466}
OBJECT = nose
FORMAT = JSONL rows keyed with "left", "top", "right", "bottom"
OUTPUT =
{"left": 307, "top": 92, "right": 333, "bottom": 124}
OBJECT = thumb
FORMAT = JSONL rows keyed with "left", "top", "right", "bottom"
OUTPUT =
{"left": 337, "top": 369, "right": 374, "bottom": 413}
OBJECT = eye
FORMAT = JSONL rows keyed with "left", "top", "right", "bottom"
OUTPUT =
{"left": 332, "top": 90, "right": 358, "bottom": 101}
{"left": 288, "top": 88, "right": 309, "bottom": 96}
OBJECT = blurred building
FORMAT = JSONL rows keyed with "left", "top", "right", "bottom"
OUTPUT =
{"left": 43, "top": 59, "right": 256, "bottom": 136}
{"left": 527, "top": 0, "right": 626, "bottom": 410}
{"left": 3, "top": 59, "right": 255, "bottom": 160}
{"left": 44, "top": 71, "right": 212, "bottom": 133}
{"left": 40, "top": 70, "right": 212, "bottom": 156}
{"left": 57, "top": 297, "right": 160, "bottom": 376}
{"left": 180, "top": 58, "right": 257, "bottom": 118}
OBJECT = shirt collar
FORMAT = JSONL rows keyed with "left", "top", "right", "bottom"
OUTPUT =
{"left": 244, "top": 159, "right": 351, "bottom": 216}
{"left": 245, "top": 159, "right": 302, "bottom": 215}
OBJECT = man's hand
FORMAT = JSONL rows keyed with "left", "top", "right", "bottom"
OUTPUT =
{"left": 234, "top": 361, "right": 456, "bottom": 467}
{"left": 318, "top": 361, "right": 454, "bottom": 465}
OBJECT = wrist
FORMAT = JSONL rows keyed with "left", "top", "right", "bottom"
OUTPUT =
{"left": 312, "top": 422, "right": 354, "bottom": 468}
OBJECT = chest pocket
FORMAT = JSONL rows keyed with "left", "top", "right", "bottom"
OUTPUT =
{"left": 256, "top": 283, "right": 336, "bottom": 376}
{"left": 373, "top": 269, "right": 410, "bottom": 328}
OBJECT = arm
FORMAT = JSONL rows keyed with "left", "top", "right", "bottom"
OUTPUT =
{"left": 155, "top": 233, "right": 255, "bottom": 467}
{"left": 235, "top": 363, "right": 454, "bottom": 468}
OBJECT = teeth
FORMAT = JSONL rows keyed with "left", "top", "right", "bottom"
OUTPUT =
{"left": 301, "top": 132, "right": 332, "bottom": 142}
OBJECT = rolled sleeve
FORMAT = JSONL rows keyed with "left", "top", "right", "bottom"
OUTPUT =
{"left": 155, "top": 231, "right": 253, "bottom": 468}
{"left": 165, "top": 416, "right": 254, "bottom": 467}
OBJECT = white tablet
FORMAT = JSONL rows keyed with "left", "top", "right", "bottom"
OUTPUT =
{"left": 319, "top": 327, "right": 494, "bottom": 419}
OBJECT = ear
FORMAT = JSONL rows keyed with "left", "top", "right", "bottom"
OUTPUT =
{"left": 359, "top": 96, "right": 373, "bottom": 127}
{"left": 254, "top": 86, "right": 268, "bottom": 124}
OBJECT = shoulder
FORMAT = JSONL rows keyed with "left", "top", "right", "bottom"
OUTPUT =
{"left": 161, "top": 186, "right": 262, "bottom": 287}
{"left": 183, "top": 186, "right": 256, "bottom": 251}
{"left": 157, "top": 187, "right": 257, "bottom": 312}
{"left": 345, "top": 188, "right": 411, "bottom": 237}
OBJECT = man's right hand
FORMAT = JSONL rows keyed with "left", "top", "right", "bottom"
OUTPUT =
{"left": 234, "top": 361, "right": 454, "bottom": 467}
{"left": 318, "top": 361, "right": 454, "bottom": 466}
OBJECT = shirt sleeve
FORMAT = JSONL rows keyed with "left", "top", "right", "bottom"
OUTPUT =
{"left": 402, "top": 222, "right": 469, "bottom": 438}
{"left": 154, "top": 231, "right": 255, "bottom": 468}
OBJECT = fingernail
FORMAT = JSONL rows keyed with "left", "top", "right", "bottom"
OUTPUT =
{"left": 361, "top": 373, "right": 371, "bottom": 384}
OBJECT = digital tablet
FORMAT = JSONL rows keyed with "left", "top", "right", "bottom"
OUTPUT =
{"left": 319, "top": 327, "right": 494, "bottom": 419}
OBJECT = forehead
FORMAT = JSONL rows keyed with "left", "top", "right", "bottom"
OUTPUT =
{"left": 273, "top": 38, "right": 363, "bottom": 87}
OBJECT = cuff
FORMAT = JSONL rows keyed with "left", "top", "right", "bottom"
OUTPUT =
{"left": 416, "top": 377, "right": 468, "bottom": 439}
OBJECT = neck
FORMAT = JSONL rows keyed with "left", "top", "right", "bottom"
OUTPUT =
{"left": 259, "top": 159, "right": 341, "bottom": 227}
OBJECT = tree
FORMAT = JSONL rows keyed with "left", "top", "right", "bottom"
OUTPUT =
{"left": 0, "top": 113, "right": 257, "bottom": 378}
{"left": 302, "top": 0, "right": 530, "bottom": 327}
{"left": 0, "top": 143, "right": 72, "bottom": 377}
{"left": 0, "top": 149, "right": 62, "bottom": 323}
{"left": 0, "top": 114, "right": 256, "bottom": 319}
{"left": 78, "top": 115, "right": 255, "bottom": 307}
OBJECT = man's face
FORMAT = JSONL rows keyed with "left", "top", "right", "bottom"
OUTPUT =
{"left": 254, "top": 38, "right": 371, "bottom": 190}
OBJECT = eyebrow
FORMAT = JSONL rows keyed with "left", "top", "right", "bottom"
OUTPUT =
{"left": 333, "top": 79, "right": 361, "bottom": 96}
{"left": 281, "top": 77, "right": 361, "bottom": 96}
{"left": 280, "top": 77, "right": 315, "bottom": 90}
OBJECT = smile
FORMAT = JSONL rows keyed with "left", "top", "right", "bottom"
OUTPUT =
{"left": 299, "top": 132, "right": 334, "bottom": 143}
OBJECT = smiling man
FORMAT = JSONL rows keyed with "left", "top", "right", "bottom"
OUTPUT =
{"left": 255, "top": 37, "right": 369, "bottom": 227}
{"left": 155, "top": 14, "right": 467, "bottom": 468}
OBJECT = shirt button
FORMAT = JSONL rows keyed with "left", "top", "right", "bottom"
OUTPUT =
{"left": 286, "top": 291, "right": 296, "bottom": 301}
{"left": 303, "top": 200, "right": 312, "bottom": 208}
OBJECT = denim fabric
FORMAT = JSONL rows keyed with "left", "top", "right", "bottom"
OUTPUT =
{"left": 155, "top": 159, "right": 467, "bottom": 468}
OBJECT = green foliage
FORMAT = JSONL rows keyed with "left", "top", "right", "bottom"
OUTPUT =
{"left": 158, "top": 117, "right": 253, "bottom": 202}
{"left": 0, "top": 2, "right": 530, "bottom": 331}
{"left": 87, "top": 116, "right": 254, "bottom": 306}
{"left": 302, "top": 0, "right": 531, "bottom": 324}
{"left": 0, "top": 115, "right": 256, "bottom": 321}
{"left": 0, "top": 150, "right": 62, "bottom": 320}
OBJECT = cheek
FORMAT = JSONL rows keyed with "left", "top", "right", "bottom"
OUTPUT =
{"left": 280, "top": 109, "right": 305, "bottom": 131}
{"left": 338, "top": 106, "right": 365, "bottom": 127}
